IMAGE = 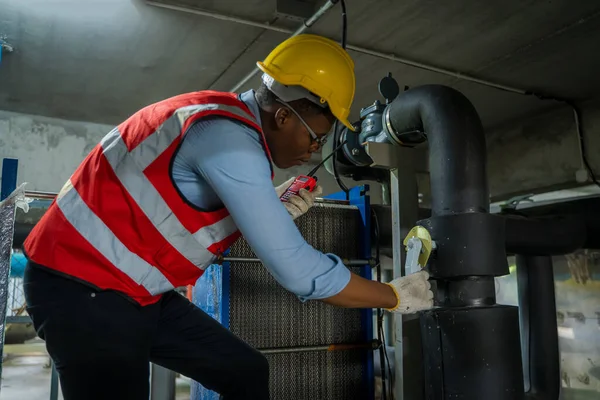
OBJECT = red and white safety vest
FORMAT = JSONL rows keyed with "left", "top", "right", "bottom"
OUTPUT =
{"left": 24, "top": 91, "right": 273, "bottom": 305}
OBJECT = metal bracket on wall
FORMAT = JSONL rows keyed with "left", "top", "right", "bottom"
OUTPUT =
{"left": 1, "top": 159, "right": 18, "bottom": 201}
{"left": 364, "top": 142, "right": 406, "bottom": 170}
{"left": 364, "top": 142, "right": 423, "bottom": 400}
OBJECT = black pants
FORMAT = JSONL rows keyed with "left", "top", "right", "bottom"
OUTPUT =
{"left": 24, "top": 263, "right": 270, "bottom": 400}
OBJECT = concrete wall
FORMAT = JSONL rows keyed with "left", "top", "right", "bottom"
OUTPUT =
{"left": 0, "top": 110, "right": 384, "bottom": 203}
{"left": 0, "top": 110, "right": 112, "bottom": 192}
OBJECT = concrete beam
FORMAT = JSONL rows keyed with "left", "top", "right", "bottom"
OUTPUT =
{"left": 486, "top": 98, "right": 600, "bottom": 201}
{"left": 7, "top": 99, "right": 600, "bottom": 210}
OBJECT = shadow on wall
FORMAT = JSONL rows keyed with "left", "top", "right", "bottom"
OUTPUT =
{"left": 496, "top": 251, "right": 600, "bottom": 398}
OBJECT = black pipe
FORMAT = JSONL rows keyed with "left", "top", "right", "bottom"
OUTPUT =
{"left": 384, "top": 85, "right": 522, "bottom": 399}
{"left": 385, "top": 85, "right": 488, "bottom": 216}
{"left": 505, "top": 215, "right": 586, "bottom": 255}
{"left": 372, "top": 204, "right": 595, "bottom": 257}
{"left": 12, "top": 222, "right": 34, "bottom": 250}
{"left": 420, "top": 306, "right": 525, "bottom": 400}
{"left": 516, "top": 255, "right": 560, "bottom": 400}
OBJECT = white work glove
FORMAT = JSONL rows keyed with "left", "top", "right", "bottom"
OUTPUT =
{"left": 386, "top": 270, "right": 434, "bottom": 314}
{"left": 275, "top": 177, "right": 323, "bottom": 220}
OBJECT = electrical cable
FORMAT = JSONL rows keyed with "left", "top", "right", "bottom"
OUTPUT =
{"left": 372, "top": 209, "right": 394, "bottom": 400}
{"left": 373, "top": 212, "right": 387, "bottom": 400}
{"left": 565, "top": 104, "right": 598, "bottom": 189}
{"left": 340, "top": 0, "right": 347, "bottom": 49}
{"left": 338, "top": 1, "right": 393, "bottom": 395}
{"left": 571, "top": 105, "right": 600, "bottom": 188}
{"left": 331, "top": 121, "right": 350, "bottom": 199}
{"left": 527, "top": 92, "right": 600, "bottom": 189}
{"left": 331, "top": 0, "right": 350, "bottom": 200}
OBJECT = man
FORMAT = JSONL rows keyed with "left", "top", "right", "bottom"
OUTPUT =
{"left": 23, "top": 34, "right": 433, "bottom": 399}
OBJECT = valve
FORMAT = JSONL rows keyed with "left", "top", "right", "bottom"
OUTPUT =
{"left": 403, "top": 226, "right": 435, "bottom": 274}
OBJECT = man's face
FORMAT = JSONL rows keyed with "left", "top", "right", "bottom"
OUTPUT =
{"left": 263, "top": 104, "right": 334, "bottom": 169}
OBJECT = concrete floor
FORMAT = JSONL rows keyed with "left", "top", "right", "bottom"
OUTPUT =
{"left": 0, "top": 339, "right": 191, "bottom": 400}
{"left": 3, "top": 340, "right": 597, "bottom": 399}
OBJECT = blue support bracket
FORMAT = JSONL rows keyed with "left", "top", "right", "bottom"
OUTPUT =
{"left": 1, "top": 158, "right": 19, "bottom": 201}
{"left": 220, "top": 249, "right": 231, "bottom": 330}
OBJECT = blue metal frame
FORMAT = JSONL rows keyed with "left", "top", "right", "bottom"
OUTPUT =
{"left": 325, "top": 185, "right": 375, "bottom": 400}
{"left": 1, "top": 158, "right": 18, "bottom": 201}
{"left": 220, "top": 249, "right": 231, "bottom": 330}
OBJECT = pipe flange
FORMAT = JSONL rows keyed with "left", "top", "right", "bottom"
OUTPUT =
{"left": 383, "top": 106, "right": 404, "bottom": 146}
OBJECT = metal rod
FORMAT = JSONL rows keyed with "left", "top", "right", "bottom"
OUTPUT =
{"left": 24, "top": 190, "right": 57, "bottom": 200}
{"left": 19, "top": 189, "right": 352, "bottom": 208}
{"left": 347, "top": 45, "right": 527, "bottom": 95}
{"left": 258, "top": 340, "right": 379, "bottom": 355}
{"left": 227, "top": 0, "right": 338, "bottom": 92}
{"left": 314, "top": 197, "right": 350, "bottom": 206}
{"left": 145, "top": 1, "right": 531, "bottom": 95}
{"left": 221, "top": 256, "right": 373, "bottom": 266}
{"left": 390, "top": 160, "right": 420, "bottom": 400}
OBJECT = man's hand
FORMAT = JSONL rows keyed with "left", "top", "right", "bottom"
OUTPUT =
{"left": 386, "top": 270, "right": 434, "bottom": 314}
{"left": 275, "top": 177, "right": 323, "bottom": 220}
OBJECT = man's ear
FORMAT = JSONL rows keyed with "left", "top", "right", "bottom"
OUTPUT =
{"left": 274, "top": 107, "right": 292, "bottom": 128}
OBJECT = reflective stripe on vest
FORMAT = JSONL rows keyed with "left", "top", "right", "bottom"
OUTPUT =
{"left": 56, "top": 180, "right": 175, "bottom": 295}
{"left": 56, "top": 101, "right": 258, "bottom": 293}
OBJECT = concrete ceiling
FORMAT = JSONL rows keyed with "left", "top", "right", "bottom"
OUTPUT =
{"left": 1, "top": 0, "right": 600, "bottom": 130}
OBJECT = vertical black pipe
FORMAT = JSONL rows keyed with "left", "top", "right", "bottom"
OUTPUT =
{"left": 385, "top": 85, "right": 488, "bottom": 216}
{"left": 516, "top": 255, "right": 560, "bottom": 400}
{"left": 385, "top": 84, "right": 521, "bottom": 399}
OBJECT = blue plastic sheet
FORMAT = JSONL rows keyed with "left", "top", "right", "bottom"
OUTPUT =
{"left": 190, "top": 264, "right": 223, "bottom": 400}
{"left": 10, "top": 253, "right": 26, "bottom": 278}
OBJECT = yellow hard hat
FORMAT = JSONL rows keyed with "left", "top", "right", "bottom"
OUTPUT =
{"left": 257, "top": 34, "right": 356, "bottom": 131}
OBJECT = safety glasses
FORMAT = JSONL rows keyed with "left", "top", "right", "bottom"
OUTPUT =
{"left": 276, "top": 99, "right": 329, "bottom": 148}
